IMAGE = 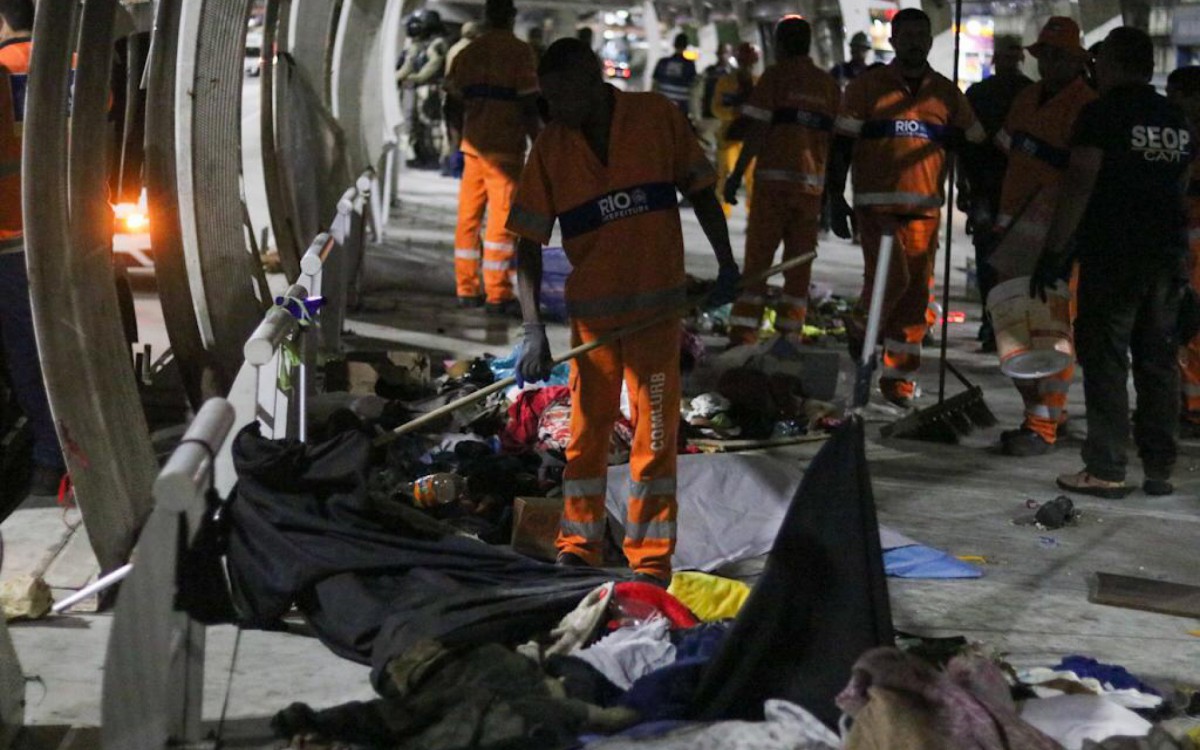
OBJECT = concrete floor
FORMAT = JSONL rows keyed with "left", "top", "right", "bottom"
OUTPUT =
{"left": 0, "top": 166, "right": 1197, "bottom": 746}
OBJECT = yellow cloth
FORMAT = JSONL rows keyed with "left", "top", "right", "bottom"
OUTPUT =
{"left": 667, "top": 571, "right": 751, "bottom": 621}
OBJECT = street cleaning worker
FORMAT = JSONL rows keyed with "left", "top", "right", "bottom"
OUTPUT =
{"left": 723, "top": 17, "right": 840, "bottom": 346}
{"left": 443, "top": 0, "right": 540, "bottom": 314}
{"left": 1031, "top": 27, "right": 1191, "bottom": 498}
{"left": 711, "top": 42, "right": 759, "bottom": 216}
{"left": 510, "top": 38, "right": 740, "bottom": 586}
{"left": 1166, "top": 65, "right": 1200, "bottom": 439}
{"left": 653, "top": 33, "right": 698, "bottom": 121}
{"left": 0, "top": 0, "right": 66, "bottom": 497}
{"left": 960, "top": 35, "right": 1031, "bottom": 353}
{"left": 989, "top": 18, "right": 1094, "bottom": 457}
{"left": 831, "top": 31, "right": 872, "bottom": 89}
{"left": 831, "top": 7, "right": 984, "bottom": 407}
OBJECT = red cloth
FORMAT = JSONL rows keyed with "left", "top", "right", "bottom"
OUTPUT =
{"left": 611, "top": 581, "right": 699, "bottom": 630}
{"left": 500, "top": 386, "right": 571, "bottom": 453}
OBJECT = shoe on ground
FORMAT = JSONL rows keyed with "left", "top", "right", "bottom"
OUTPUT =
{"left": 1143, "top": 477, "right": 1174, "bottom": 496}
{"left": 978, "top": 337, "right": 997, "bottom": 354}
{"left": 1055, "top": 470, "right": 1133, "bottom": 499}
{"left": 1000, "top": 427, "right": 1053, "bottom": 457}
{"left": 485, "top": 300, "right": 521, "bottom": 318}
{"left": 631, "top": 572, "right": 670, "bottom": 589}
{"left": 28, "top": 464, "right": 64, "bottom": 497}
{"left": 557, "top": 552, "right": 593, "bottom": 568}
{"left": 457, "top": 295, "right": 484, "bottom": 309}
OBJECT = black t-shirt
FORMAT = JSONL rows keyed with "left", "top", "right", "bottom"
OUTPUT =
{"left": 1073, "top": 84, "right": 1193, "bottom": 260}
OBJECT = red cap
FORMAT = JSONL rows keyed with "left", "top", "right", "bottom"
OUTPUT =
{"left": 1028, "top": 16, "right": 1085, "bottom": 58}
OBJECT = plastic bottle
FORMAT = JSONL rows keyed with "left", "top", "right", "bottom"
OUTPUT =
{"left": 404, "top": 473, "right": 465, "bottom": 508}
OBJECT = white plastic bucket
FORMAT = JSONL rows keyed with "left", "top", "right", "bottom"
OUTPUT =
{"left": 986, "top": 276, "right": 1073, "bottom": 379}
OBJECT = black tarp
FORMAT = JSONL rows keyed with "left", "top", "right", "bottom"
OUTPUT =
{"left": 689, "top": 416, "right": 893, "bottom": 727}
{"left": 226, "top": 424, "right": 616, "bottom": 690}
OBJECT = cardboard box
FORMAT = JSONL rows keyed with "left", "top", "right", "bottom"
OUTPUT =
{"left": 511, "top": 496, "right": 563, "bottom": 562}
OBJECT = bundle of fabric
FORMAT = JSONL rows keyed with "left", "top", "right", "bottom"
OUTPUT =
{"left": 225, "top": 424, "right": 616, "bottom": 689}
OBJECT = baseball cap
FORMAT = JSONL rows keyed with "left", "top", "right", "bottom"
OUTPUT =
{"left": 850, "top": 31, "right": 871, "bottom": 49}
{"left": 1028, "top": 16, "right": 1085, "bottom": 58}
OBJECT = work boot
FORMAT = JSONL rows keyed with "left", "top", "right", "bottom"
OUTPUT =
{"left": 1180, "top": 420, "right": 1200, "bottom": 440}
{"left": 485, "top": 300, "right": 521, "bottom": 318}
{"left": 1000, "top": 427, "right": 1053, "bottom": 457}
{"left": 457, "top": 295, "right": 484, "bottom": 309}
{"left": 879, "top": 377, "right": 916, "bottom": 409}
{"left": 557, "top": 552, "right": 594, "bottom": 568}
{"left": 632, "top": 572, "right": 670, "bottom": 589}
{"left": 1055, "top": 470, "right": 1134, "bottom": 499}
{"left": 28, "top": 464, "right": 64, "bottom": 498}
{"left": 1143, "top": 477, "right": 1174, "bottom": 496}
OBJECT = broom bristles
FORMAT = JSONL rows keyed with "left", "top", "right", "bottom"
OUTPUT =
{"left": 882, "top": 387, "right": 996, "bottom": 443}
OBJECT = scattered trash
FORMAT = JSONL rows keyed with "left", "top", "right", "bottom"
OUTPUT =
{"left": 1038, "top": 536, "right": 1060, "bottom": 549}
{"left": 1034, "top": 495, "right": 1080, "bottom": 530}
{"left": 957, "top": 555, "right": 990, "bottom": 564}
{"left": 1, "top": 575, "right": 53, "bottom": 621}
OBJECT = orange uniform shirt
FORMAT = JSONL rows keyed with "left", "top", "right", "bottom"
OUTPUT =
{"left": 0, "top": 38, "right": 31, "bottom": 248}
{"left": 836, "top": 62, "right": 983, "bottom": 214}
{"left": 507, "top": 88, "right": 716, "bottom": 330}
{"left": 740, "top": 56, "right": 840, "bottom": 193}
{"left": 995, "top": 77, "right": 1097, "bottom": 228}
{"left": 444, "top": 29, "right": 538, "bottom": 161}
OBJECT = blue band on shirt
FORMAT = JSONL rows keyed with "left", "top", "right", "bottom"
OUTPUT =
{"left": 860, "top": 119, "right": 958, "bottom": 144}
{"left": 770, "top": 108, "right": 835, "bottom": 131}
{"left": 1010, "top": 130, "right": 1070, "bottom": 170}
{"left": 461, "top": 83, "right": 518, "bottom": 101}
{"left": 558, "top": 182, "right": 679, "bottom": 240}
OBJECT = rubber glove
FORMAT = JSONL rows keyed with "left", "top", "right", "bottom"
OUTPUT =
{"left": 516, "top": 322, "right": 553, "bottom": 386}
{"left": 830, "top": 193, "right": 853, "bottom": 240}
{"left": 722, "top": 174, "right": 742, "bottom": 206}
{"left": 1029, "top": 252, "right": 1067, "bottom": 303}
{"left": 706, "top": 264, "right": 741, "bottom": 308}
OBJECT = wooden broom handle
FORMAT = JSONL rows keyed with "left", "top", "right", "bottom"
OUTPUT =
{"left": 375, "top": 252, "right": 817, "bottom": 445}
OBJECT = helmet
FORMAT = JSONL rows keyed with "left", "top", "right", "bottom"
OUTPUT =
{"left": 405, "top": 9, "right": 444, "bottom": 39}
{"left": 734, "top": 42, "right": 759, "bottom": 68}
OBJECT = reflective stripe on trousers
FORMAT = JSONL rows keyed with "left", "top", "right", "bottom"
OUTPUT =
{"left": 559, "top": 316, "right": 680, "bottom": 577}
{"left": 1014, "top": 266, "right": 1077, "bottom": 443}
{"left": 454, "top": 153, "right": 521, "bottom": 302}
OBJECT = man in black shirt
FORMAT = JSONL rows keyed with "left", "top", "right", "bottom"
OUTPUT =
{"left": 961, "top": 36, "right": 1032, "bottom": 350}
{"left": 1030, "top": 27, "right": 1193, "bottom": 498}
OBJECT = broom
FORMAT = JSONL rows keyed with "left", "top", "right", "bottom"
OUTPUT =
{"left": 880, "top": 0, "right": 997, "bottom": 443}
{"left": 375, "top": 252, "right": 817, "bottom": 446}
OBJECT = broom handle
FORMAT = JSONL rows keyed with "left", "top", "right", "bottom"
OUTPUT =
{"left": 855, "top": 232, "right": 894, "bottom": 409}
{"left": 376, "top": 252, "right": 817, "bottom": 445}
{"left": 939, "top": 0, "right": 965, "bottom": 406}
{"left": 943, "top": 359, "right": 974, "bottom": 390}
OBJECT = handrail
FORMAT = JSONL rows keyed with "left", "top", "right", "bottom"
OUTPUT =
{"left": 299, "top": 232, "right": 335, "bottom": 277}
{"left": 153, "top": 399, "right": 236, "bottom": 511}
{"left": 243, "top": 283, "right": 308, "bottom": 366}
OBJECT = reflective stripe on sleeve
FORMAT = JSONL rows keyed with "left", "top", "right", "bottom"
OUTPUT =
{"left": 508, "top": 205, "right": 554, "bottom": 240}
{"left": 755, "top": 169, "right": 824, "bottom": 188}
{"left": 964, "top": 121, "right": 987, "bottom": 144}
{"left": 834, "top": 116, "right": 863, "bottom": 136}
{"left": 995, "top": 130, "right": 1013, "bottom": 152}
{"left": 742, "top": 104, "right": 771, "bottom": 122}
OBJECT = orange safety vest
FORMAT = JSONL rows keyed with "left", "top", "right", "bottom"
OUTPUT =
{"left": 444, "top": 29, "right": 538, "bottom": 161}
{"left": 507, "top": 87, "right": 716, "bottom": 330}
{"left": 995, "top": 77, "right": 1096, "bottom": 231}
{"left": 740, "top": 55, "right": 840, "bottom": 193}
{"left": 0, "top": 37, "right": 31, "bottom": 251}
{"left": 835, "top": 61, "right": 983, "bottom": 215}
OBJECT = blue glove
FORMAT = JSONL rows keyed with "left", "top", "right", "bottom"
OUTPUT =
{"left": 706, "top": 264, "right": 741, "bottom": 309}
{"left": 516, "top": 322, "right": 553, "bottom": 386}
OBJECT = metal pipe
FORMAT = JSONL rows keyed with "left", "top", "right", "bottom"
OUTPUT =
{"left": 243, "top": 283, "right": 308, "bottom": 366}
{"left": 153, "top": 399, "right": 235, "bottom": 513}
{"left": 51, "top": 564, "right": 133, "bottom": 614}
{"left": 862, "top": 234, "right": 894, "bottom": 370}
{"left": 299, "top": 232, "right": 335, "bottom": 276}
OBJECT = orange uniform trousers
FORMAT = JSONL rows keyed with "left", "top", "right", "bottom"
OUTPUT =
{"left": 1180, "top": 234, "right": 1200, "bottom": 423}
{"left": 559, "top": 316, "right": 680, "bottom": 579}
{"left": 1006, "top": 268, "right": 1077, "bottom": 443}
{"left": 729, "top": 187, "right": 820, "bottom": 345}
{"left": 857, "top": 209, "right": 939, "bottom": 401}
{"left": 454, "top": 153, "right": 520, "bottom": 303}
{"left": 716, "top": 137, "right": 753, "bottom": 218}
